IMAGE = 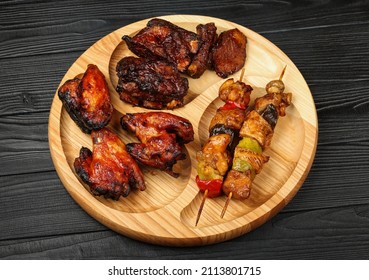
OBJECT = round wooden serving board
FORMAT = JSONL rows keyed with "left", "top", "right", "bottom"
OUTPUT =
{"left": 48, "top": 15, "right": 318, "bottom": 246}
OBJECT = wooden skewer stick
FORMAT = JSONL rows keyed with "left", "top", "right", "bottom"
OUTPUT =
{"left": 220, "top": 191, "right": 232, "bottom": 218}
{"left": 279, "top": 65, "right": 287, "bottom": 81}
{"left": 220, "top": 65, "right": 288, "bottom": 219}
{"left": 195, "top": 189, "right": 208, "bottom": 226}
{"left": 239, "top": 68, "right": 246, "bottom": 82}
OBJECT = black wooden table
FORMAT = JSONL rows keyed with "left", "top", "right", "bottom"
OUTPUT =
{"left": 1, "top": 0, "right": 368, "bottom": 259}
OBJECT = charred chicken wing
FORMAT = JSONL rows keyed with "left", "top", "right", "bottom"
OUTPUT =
{"left": 74, "top": 128, "right": 146, "bottom": 200}
{"left": 187, "top": 22, "right": 217, "bottom": 78}
{"left": 58, "top": 64, "right": 113, "bottom": 133}
{"left": 116, "top": 56, "right": 189, "bottom": 109}
{"left": 120, "top": 112, "right": 194, "bottom": 177}
{"left": 123, "top": 18, "right": 200, "bottom": 73}
{"left": 212, "top": 28, "right": 247, "bottom": 78}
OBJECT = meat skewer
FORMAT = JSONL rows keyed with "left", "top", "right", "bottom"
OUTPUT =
{"left": 195, "top": 69, "right": 253, "bottom": 226}
{"left": 220, "top": 65, "right": 292, "bottom": 218}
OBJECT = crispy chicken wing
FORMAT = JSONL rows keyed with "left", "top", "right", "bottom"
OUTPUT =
{"left": 74, "top": 128, "right": 146, "bottom": 200}
{"left": 187, "top": 23, "right": 217, "bottom": 78}
{"left": 58, "top": 64, "right": 113, "bottom": 133}
{"left": 120, "top": 112, "right": 194, "bottom": 177}
{"left": 123, "top": 18, "right": 200, "bottom": 73}
{"left": 116, "top": 56, "right": 189, "bottom": 109}
{"left": 212, "top": 28, "right": 247, "bottom": 78}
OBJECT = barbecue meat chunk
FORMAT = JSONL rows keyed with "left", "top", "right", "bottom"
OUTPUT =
{"left": 239, "top": 110, "right": 274, "bottom": 150}
{"left": 187, "top": 23, "right": 217, "bottom": 78}
{"left": 209, "top": 107, "right": 246, "bottom": 132}
{"left": 74, "top": 128, "right": 146, "bottom": 200}
{"left": 116, "top": 56, "right": 189, "bottom": 109}
{"left": 123, "top": 18, "right": 200, "bottom": 72}
{"left": 254, "top": 91, "right": 292, "bottom": 117}
{"left": 58, "top": 64, "right": 113, "bottom": 133}
{"left": 121, "top": 112, "right": 194, "bottom": 177}
{"left": 196, "top": 134, "right": 232, "bottom": 180}
{"left": 212, "top": 28, "right": 247, "bottom": 78}
{"left": 218, "top": 78, "right": 253, "bottom": 109}
{"left": 222, "top": 169, "right": 252, "bottom": 199}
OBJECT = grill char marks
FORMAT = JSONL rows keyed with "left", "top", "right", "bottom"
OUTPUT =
{"left": 116, "top": 56, "right": 189, "bottom": 109}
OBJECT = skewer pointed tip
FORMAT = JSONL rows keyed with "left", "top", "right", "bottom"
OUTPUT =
{"left": 195, "top": 189, "right": 209, "bottom": 226}
{"left": 220, "top": 192, "right": 233, "bottom": 218}
{"left": 279, "top": 65, "right": 287, "bottom": 81}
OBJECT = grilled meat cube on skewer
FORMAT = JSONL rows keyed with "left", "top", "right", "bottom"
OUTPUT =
{"left": 58, "top": 64, "right": 113, "bottom": 133}
{"left": 218, "top": 77, "right": 253, "bottom": 109}
{"left": 74, "top": 128, "right": 146, "bottom": 200}
{"left": 116, "top": 56, "right": 189, "bottom": 109}
{"left": 121, "top": 112, "right": 194, "bottom": 177}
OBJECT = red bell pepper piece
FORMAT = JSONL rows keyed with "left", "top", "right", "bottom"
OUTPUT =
{"left": 219, "top": 100, "right": 247, "bottom": 110}
{"left": 195, "top": 176, "right": 223, "bottom": 198}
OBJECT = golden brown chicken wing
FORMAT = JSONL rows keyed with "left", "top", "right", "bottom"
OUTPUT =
{"left": 120, "top": 112, "right": 194, "bottom": 177}
{"left": 58, "top": 64, "right": 113, "bottom": 133}
{"left": 74, "top": 128, "right": 146, "bottom": 200}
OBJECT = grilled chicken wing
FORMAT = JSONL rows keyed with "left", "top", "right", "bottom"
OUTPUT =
{"left": 212, "top": 28, "right": 247, "bottom": 78}
{"left": 123, "top": 18, "right": 200, "bottom": 73}
{"left": 58, "top": 64, "right": 113, "bottom": 133}
{"left": 187, "top": 22, "right": 217, "bottom": 78}
{"left": 116, "top": 56, "right": 189, "bottom": 109}
{"left": 120, "top": 112, "right": 194, "bottom": 177}
{"left": 74, "top": 128, "right": 146, "bottom": 200}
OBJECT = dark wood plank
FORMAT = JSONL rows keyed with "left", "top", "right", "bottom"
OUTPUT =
{"left": 0, "top": 172, "right": 105, "bottom": 241}
{"left": 1, "top": 204, "right": 369, "bottom": 259}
